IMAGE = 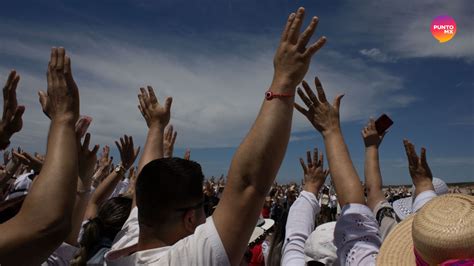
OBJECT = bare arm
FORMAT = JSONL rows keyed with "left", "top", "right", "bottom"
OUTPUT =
{"left": 213, "top": 7, "right": 327, "bottom": 265}
{"left": 294, "top": 77, "right": 364, "bottom": 206}
{"left": 403, "top": 139, "right": 434, "bottom": 197}
{"left": 65, "top": 128, "right": 99, "bottom": 246}
{"left": 0, "top": 47, "right": 80, "bottom": 264}
{"left": 84, "top": 135, "right": 139, "bottom": 219}
{"left": 136, "top": 86, "right": 171, "bottom": 173}
{"left": 362, "top": 119, "right": 387, "bottom": 210}
{"left": 134, "top": 86, "right": 171, "bottom": 207}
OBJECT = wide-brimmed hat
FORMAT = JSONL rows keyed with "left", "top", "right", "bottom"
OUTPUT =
{"left": 378, "top": 194, "right": 474, "bottom": 265}
{"left": 393, "top": 177, "right": 449, "bottom": 220}
{"left": 248, "top": 216, "right": 275, "bottom": 247}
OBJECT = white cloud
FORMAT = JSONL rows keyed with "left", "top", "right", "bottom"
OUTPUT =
{"left": 342, "top": 0, "right": 474, "bottom": 61}
{"left": 0, "top": 25, "right": 416, "bottom": 152}
{"left": 359, "top": 48, "right": 397, "bottom": 63}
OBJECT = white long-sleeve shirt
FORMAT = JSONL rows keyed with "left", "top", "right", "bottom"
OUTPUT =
{"left": 412, "top": 190, "right": 437, "bottom": 212}
{"left": 281, "top": 191, "right": 320, "bottom": 265}
{"left": 334, "top": 204, "right": 381, "bottom": 266}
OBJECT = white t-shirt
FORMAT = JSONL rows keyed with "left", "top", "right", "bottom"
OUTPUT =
{"left": 105, "top": 208, "right": 229, "bottom": 265}
{"left": 42, "top": 243, "right": 78, "bottom": 266}
{"left": 111, "top": 207, "right": 140, "bottom": 251}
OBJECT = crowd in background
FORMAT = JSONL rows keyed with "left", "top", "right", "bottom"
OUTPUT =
{"left": 0, "top": 6, "right": 472, "bottom": 266}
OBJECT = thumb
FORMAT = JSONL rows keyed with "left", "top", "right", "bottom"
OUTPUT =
{"left": 38, "top": 91, "right": 49, "bottom": 115}
{"left": 333, "top": 94, "right": 344, "bottom": 111}
{"left": 165, "top": 97, "right": 173, "bottom": 113}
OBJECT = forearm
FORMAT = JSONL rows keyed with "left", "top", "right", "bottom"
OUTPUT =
{"left": 137, "top": 125, "right": 165, "bottom": 173}
{"left": 323, "top": 130, "right": 364, "bottom": 206}
{"left": 21, "top": 120, "right": 78, "bottom": 226}
{"left": 364, "top": 147, "right": 385, "bottom": 209}
{"left": 85, "top": 171, "right": 121, "bottom": 219}
{"left": 0, "top": 120, "right": 78, "bottom": 264}
{"left": 228, "top": 82, "right": 294, "bottom": 194}
{"left": 65, "top": 192, "right": 91, "bottom": 246}
{"left": 215, "top": 80, "right": 294, "bottom": 265}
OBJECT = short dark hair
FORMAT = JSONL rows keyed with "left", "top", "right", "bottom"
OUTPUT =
{"left": 135, "top": 158, "right": 204, "bottom": 227}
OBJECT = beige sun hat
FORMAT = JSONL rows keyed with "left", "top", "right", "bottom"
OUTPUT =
{"left": 378, "top": 194, "right": 474, "bottom": 265}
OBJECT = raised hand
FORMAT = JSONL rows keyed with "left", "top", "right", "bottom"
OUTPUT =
{"left": 294, "top": 77, "right": 343, "bottom": 136}
{"left": 0, "top": 70, "right": 25, "bottom": 149}
{"left": 115, "top": 135, "right": 140, "bottom": 170}
{"left": 92, "top": 146, "right": 113, "bottom": 186}
{"left": 78, "top": 133, "right": 99, "bottom": 184}
{"left": 362, "top": 118, "right": 386, "bottom": 148}
{"left": 163, "top": 124, "right": 177, "bottom": 158}
{"left": 403, "top": 139, "right": 434, "bottom": 196}
{"left": 75, "top": 115, "right": 92, "bottom": 140}
{"left": 300, "top": 147, "right": 329, "bottom": 195}
{"left": 38, "top": 47, "right": 79, "bottom": 124}
{"left": 138, "top": 86, "right": 172, "bottom": 129}
{"left": 272, "top": 7, "right": 326, "bottom": 91}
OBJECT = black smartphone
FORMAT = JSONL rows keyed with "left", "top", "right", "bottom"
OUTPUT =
{"left": 375, "top": 114, "right": 393, "bottom": 135}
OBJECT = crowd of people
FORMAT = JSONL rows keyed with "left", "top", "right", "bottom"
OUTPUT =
{"left": 0, "top": 7, "right": 472, "bottom": 266}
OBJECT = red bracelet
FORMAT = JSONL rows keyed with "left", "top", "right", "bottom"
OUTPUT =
{"left": 265, "top": 91, "right": 294, "bottom": 100}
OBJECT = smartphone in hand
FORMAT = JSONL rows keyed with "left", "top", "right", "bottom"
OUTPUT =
{"left": 375, "top": 114, "right": 393, "bottom": 135}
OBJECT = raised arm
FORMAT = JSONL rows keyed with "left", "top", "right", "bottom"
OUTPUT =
{"left": 0, "top": 47, "right": 80, "bottom": 264}
{"left": 65, "top": 128, "right": 99, "bottom": 246}
{"left": 0, "top": 70, "right": 25, "bottom": 150}
{"left": 84, "top": 135, "right": 139, "bottom": 219}
{"left": 362, "top": 118, "right": 387, "bottom": 210}
{"left": 282, "top": 148, "right": 328, "bottom": 265}
{"left": 136, "top": 86, "right": 171, "bottom": 173}
{"left": 212, "top": 7, "right": 327, "bottom": 265}
{"left": 296, "top": 78, "right": 384, "bottom": 265}
{"left": 403, "top": 139, "right": 434, "bottom": 197}
{"left": 295, "top": 77, "right": 364, "bottom": 206}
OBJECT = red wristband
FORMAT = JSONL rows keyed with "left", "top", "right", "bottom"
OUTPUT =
{"left": 265, "top": 91, "right": 294, "bottom": 100}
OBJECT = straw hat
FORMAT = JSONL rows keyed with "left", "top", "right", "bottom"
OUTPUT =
{"left": 378, "top": 194, "right": 474, "bottom": 265}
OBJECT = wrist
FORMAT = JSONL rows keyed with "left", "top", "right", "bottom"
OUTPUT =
{"left": 322, "top": 127, "right": 342, "bottom": 139}
{"left": 365, "top": 145, "right": 379, "bottom": 151}
{"left": 304, "top": 183, "right": 322, "bottom": 196}
{"left": 269, "top": 77, "right": 297, "bottom": 94}
{"left": 148, "top": 122, "right": 166, "bottom": 131}
{"left": 51, "top": 116, "right": 77, "bottom": 127}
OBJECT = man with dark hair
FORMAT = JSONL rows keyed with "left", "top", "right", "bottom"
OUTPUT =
{"left": 135, "top": 158, "right": 206, "bottom": 242}
{"left": 106, "top": 7, "right": 327, "bottom": 265}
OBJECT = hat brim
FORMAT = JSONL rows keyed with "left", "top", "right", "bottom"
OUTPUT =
{"left": 248, "top": 227, "right": 265, "bottom": 246}
{"left": 260, "top": 219, "right": 275, "bottom": 231}
{"left": 377, "top": 214, "right": 415, "bottom": 265}
{"left": 392, "top": 196, "right": 413, "bottom": 220}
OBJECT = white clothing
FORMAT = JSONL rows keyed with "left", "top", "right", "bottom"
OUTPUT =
{"left": 111, "top": 207, "right": 139, "bottom": 251}
{"left": 105, "top": 212, "right": 229, "bottom": 265}
{"left": 334, "top": 204, "right": 381, "bottom": 266}
{"left": 281, "top": 191, "right": 320, "bottom": 266}
{"left": 42, "top": 243, "right": 78, "bottom": 266}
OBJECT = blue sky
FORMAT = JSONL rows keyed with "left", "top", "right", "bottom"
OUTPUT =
{"left": 0, "top": 0, "right": 472, "bottom": 185}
